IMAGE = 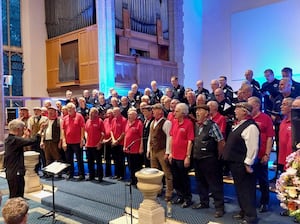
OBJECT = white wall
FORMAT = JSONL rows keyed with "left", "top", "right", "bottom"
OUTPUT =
{"left": 231, "top": 0, "right": 300, "bottom": 85}
{"left": 183, "top": 0, "right": 289, "bottom": 91}
{"left": 21, "top": 0, "right": 48, "bottom": 98}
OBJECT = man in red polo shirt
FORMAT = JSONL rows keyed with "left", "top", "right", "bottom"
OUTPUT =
{"left": 123, "top": 108, "right": 143, "bottom": 186}
{"left": 111, "top": 107, "right": 127, "bottom": 180}
{"left": 85, "top": 107, "right": 105, "bottom": 182}
{"left": 62, "top": 102, "right": 85, "bottom": 181}
{"left": 102, "top": 109, "right": 114, "bottom": 177}
{"left": 248, "top": 97, "right": 274, "bottom": 213}
{"left": 207, "top": 101, "right": 227, "bottom": 138}
{"left": 278, "top": 98, "right": 294, "bottom": 169}
{"left": 168, "top": 103, "right": 194, "bottom": 208}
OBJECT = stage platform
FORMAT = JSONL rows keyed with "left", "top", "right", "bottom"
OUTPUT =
{"left": 37, "top": 175, "right": 289, "bottom": 224}
{"left": 0, "top": 157, "right": 294, "bottom": 224}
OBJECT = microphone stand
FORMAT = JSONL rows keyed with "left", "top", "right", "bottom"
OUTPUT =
{"left": 124, "top": 137, "right": 145, "bottom": 224}
{"left": 125, "top": 143, "right": 134, "bottom": 224}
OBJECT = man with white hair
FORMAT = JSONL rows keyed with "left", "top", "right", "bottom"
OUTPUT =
{"left": 131, "top": 83, "right": 143, "bottom": 103}
{"left": 244, "top": 69, "right": 261, "bottom": 100}
{"left": 207, "top": 79, "right": 219, "bottom": 101}
{"left": 271, "top": 77, "right": 297, "bottom": 181}
{"left": 292, "top": 97, "right": 300, "bottom": 152}
{"left": 123, "top": 108, "right": 143, "bottom": 186}
{"left": 194, "top": 80, "right": 209, "bottom": 99}
{"left": 89, "top": 89, "right": 100, "bottom": 106}
{"left": 168, "top": 103, "right": 194, "bottom": 208}
{"left": 62, "top": 103, "right": 85, "bottom": 181}
{"left": 150, "top": 80, "right": 163, "bottom": 104}
{"left": 4, "top": 119, "right": 43, "bottom": 198}
{"left": 248, "top": 97, "right": 274, "bottom": 213}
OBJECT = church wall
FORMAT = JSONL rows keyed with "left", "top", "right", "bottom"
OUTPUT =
{"left": 21, "top": 0, "right": 48, "bottom": 101}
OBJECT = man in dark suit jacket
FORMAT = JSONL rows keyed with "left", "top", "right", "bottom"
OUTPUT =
{"left": 4, "top": 119, "right": 42, "bottom": 198}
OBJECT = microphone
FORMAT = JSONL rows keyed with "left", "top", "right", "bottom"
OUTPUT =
{"left": 125, "top": 137, "right": 147, "bottom": 151}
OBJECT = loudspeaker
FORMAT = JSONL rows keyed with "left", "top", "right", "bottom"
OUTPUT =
{"left": 291, "top": 108, "right": 300, "bottom": 151}
{"left": 6, "top": 107, "right": 19, "bottom": 124}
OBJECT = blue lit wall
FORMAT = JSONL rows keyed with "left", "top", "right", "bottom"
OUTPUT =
{"left": 183, "top": 0, "right": 203, "bottom": 89}
{"left": 231, "top": 0, "right": 300, "bottom": 83}
{"left": 97, "top": 0, "right": 115, "bottom": 97}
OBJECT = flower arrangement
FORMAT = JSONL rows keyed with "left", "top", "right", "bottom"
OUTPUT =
{"left": 276, "top": 148, "right": 300, "bottom": 222}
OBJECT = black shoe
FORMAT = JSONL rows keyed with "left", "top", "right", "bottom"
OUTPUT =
{"left": 98, "top": 178, "right": 103, "bottom": 183}
{"left": 117, "top": 176, "right": 123, "bottom": 181}
{"left": 215, "top": 210, "right": 225, "bottom": 218}
{"left": 280, "top": 210, "right": 289, "bottom": 216}
{"left": 239, "top": 219, "right": 258, "bottom": 224}
{"left": 65, "top": 175, "right": 73, "bottom": 180}
{"left": 233, "top": 212, "right": 245, "bottom": 220}
{"left": 258, "top": 204, "right": 268, "bottom": 213}
{"left": 181, "top": 200, "right": 193, "bottom": 208}
{"left": 192, "top": 203, "right": 209, "bottom": 209}
{"left": 85, "top": 177, "right": 94, "bottom": 181}
{"left": 78, "top": 175, "right": 85, "bottom": 181}
{"left": 171, "top": 197, "right": 184, "bottom": 204}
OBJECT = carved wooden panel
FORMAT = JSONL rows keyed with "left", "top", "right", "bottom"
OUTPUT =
{"left": 79, "top": 26, "right": 98, "bottom": 85}
{"left": 46, "top": 39, "right": 59, "bottom": 90}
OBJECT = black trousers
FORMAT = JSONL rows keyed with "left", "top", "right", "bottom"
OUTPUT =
{"left": 32, "top": 144, "right": 46, "bottom": 173}
{"left": 229, "top": 162, "right": 257, "bottom": 222}
{"left": 253, "top": 159, "right": 269, "bottom": 205}
{"left": 193, "top": 157, "right": 224, "bottom": 211}
{"left": 126, "top": 153, "right": 142, "bottom": 185}
{"left": 143, "top": 140, "right": 150, "bottom": 168}
{"left": 65, "top": 143, "right": 85, "bottom": 177}
{"left": 111, "top": 144, "right": 125, "bottom": 178}
{"left": 7, "top": 174, "right": 25, "bottom": 198}
{"left": 86, "top": 147, "right": 103, "bottom": 180}
{"left": 171, "top": 159, "right": 192, "bottom": 202}
{"left": 103, "top": 143, "right": 112, "bottom": 177}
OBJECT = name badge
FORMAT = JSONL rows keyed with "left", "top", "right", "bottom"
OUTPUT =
{"left": 201, "top": 148, "right": 207, "bottom": 151}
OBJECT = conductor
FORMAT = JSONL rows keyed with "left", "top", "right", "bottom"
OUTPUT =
{"left": 4, "top": 119, "right": 43, "bottom": 198}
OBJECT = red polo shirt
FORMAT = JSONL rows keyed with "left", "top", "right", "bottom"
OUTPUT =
{"left": 167, "top": 112, "right": 176, "bottom": 123}
{"left": 111, "top": 115, "right": 127, "bottom": 145}
{"left": 170, "top": 117, "right": 194, "bottom": 160}
{"left": 103, "top": 117, "right": 113, "bottom": 140}
{"left": 279, "top": 118, "right": 292, "bottom": 167}
{"left": 253, "top": 112, "right": 274, "bottom": 159}
{"left": 85, "top": 118, "right": 105, "bottom": 147}
{"left": 211, "top": 112, "right": 227, "bottom": 138}
{"left": 124, "top": 119, "right": 143, "bottom": 154}
{"left": 62, "top": 113, "right": 85, "bottom": 144}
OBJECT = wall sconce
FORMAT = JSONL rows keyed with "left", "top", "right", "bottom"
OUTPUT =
{"left": 3, "top": 75, "right": 13, "bottom": 88}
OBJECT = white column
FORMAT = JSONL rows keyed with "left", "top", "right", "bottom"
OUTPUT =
{"left": 96, "top": 0, "right": 116, "bottom": 96}
{"left": 21, "top": 0, "right": 48, "bottom": 99}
